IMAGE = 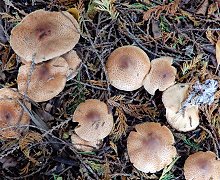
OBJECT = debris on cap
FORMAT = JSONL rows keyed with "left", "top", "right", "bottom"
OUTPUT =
{"left": 184, "top": 151, "right": 220, "bottom": 180}
{"left": 127, "top": 122, "right": 177, "bottom": 173}
{"left": 73, "top": 99, "right": 114, "bottom": 141}
{"left": 71, "top": 133, "right": 102, "bottom": 152}
{"left": 17, "top": 57, "right": 68, "bottom": 102}
{"left": 0, "top": 88, "right": 31, "bottom": 139}
{"left": 10, "top": 10, "right": 80, "bottom": 63}
{"left": 62, "top": 50, "right": 82, "bottom": 81}
{"left": 162, "top": 83, "right": 200, "bottom": 132}
{"left": 143, "top": 57, "right": 177, "bottom": 95}
{"left": 106, "top": 45, "right": 150, "bottom": 91}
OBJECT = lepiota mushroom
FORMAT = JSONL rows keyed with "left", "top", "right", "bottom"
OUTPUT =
{"left": 17, "top": 57, "right": 68, "bottom": 102}
{"left": 73, "top": 99, "right": 114, "bottom": 141}
{"left": 143, "top": 57, "right": 177, "bottom": 95}
{"left": 162, "top": 83, "right": 200, "bottom": 132}
{"left": 184, "top": 151, "right": 220, "bottom": 180}
{"left": 127, "top": 122, "right": 177, "bottom": 173}
{"left": 106, "top": 45, "right": 150, "bottom": 91}
{"left": 0, "top": 88, "right": 30, "bottom": 139}
{"left": 10, "top": 10, "right": 80, "bottom": 63}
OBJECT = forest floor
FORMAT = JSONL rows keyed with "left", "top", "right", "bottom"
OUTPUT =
{"left": 0, "top": 0, "right": 220, "bottom": 179}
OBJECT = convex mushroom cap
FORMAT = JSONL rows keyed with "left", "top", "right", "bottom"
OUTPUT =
{"left": 127, "top": 122, "right": 177, "bottom": 173}
{"left": 62, "top": 50, "right": 82, "bottom": 81}
{"left": 143, "top": 57, "right": 177, "bottom": 95}
{"left": 10, "top": 10, "right": 80, "bottom": 63}
{"left": 0, "top": 88, "right": 30, "bottom": 139}
{"left": 106, "top": 45, "right": 150, "bottom": 91}
{"left": 184, "top": 151, "right": 220, "bottom": 180}
{"left": 17, "top": 57, "right": 68, "bottom": 102}
{"left": 73, "top": 99, "right": 114, "bottom": 141}
{"left": 162, "top": 83, "right": 200, "bottom": 132}
{"left": 71, "top": 133, "right": 102, "bottom": 152}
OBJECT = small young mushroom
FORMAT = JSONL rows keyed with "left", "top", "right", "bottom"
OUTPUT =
{"left": 10, "top": 10, "right": 80, "bottom": 63}
{"left": 0, "top": 88, "right": 31, "bottom": 139}
{"left": 71, "top": 133, "right": 102, "bottom": 152}
{"left": 162, "top": 83, "right": 200, "bottom": 132}
{"left": 127, "top": 122, "right": 177, "bottom": 173}
{"left": 106, "top": 45, "right": 150, "bottom": 91}
{"left": 17, "top": 57, "right": 68, "bottom": 102}
{"left": 184, "top": 151, "right": 220, "bottom": 180}
{"left": 61, "top": 50, "right": 82, "bottom": 81}
{"left": 73, "top": 99, "right": 114, "bottom": 141}
{"left": 143, "top": 57, "right": 177, "bottom": 95}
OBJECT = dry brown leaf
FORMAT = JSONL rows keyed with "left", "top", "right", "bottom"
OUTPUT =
{"left": 206, "top": 28, "right": 217, "bottom": 44}
{"left": 216, "top": 40, "right": 220, "bottom": 71}
{"left": 208, "top": 3, "right": 218, "bottom": 17}
{"left": 67, "top": 7, "right": 80, "bottom": 21}
{"left": 196, "top": 0, "right": 209, "bottom": 15}
{"left": 179, "top": 9, "right": 200, "bottom": 26}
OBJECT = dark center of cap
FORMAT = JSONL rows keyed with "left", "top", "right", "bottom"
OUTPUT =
{"left": 38, "top": 64, "right": 51, "bottom": 81}
{"left": 197, "top": 159, "right": 211, "bottom": 171}
{"left": 119, "top": 55, "right": 134, "bottom": 69}
{"left": 35, "top": 25, "right": 52, "bottom": 41}
{"left": 86, "top": 111, "right": 100, "bottom": 122}
{"left": 142, "top": 133, "right": 161, "bottom": 149}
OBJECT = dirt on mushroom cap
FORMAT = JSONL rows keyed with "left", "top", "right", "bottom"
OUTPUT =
{"left": 17, "top": 57, "right": 68, "bottom": 102}
{"left": 10, "top": 10, "right": 80, "bottom": 64}
{"left": 106, "top": 45, "right": 150, "bottom": 91}
{"left": 73, "top": 99, "right": 114, "bottom": 142}
{"left": 143, "top": 56, "right": 177, "bottom": 95}
{"left": 127, "top": 122, "right": 177, "bottom": 173}
{"left": 0, "top": 88, "right": 31, "bottom": 139}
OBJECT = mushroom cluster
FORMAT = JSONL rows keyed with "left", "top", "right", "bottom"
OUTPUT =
{"left": 106, "top": 46, "right": 177, "bottom": 94}
{"left": 10, "top": 10, "right": 82, "bottom": 102}
{"left": 71, "top": 99, "right": 114, "bottom": 151}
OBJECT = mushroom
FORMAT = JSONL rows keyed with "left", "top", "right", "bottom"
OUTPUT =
{"left": 61, "top": 50, "right": 82, "bottom": 81}
{"left": 73, "top": 99, "right": 114, "bottom": 141}
{"left": 17, "top": 57, "right": 68, "bottom": 102}
{"left": 106, "top": 45, "right": 150, "bottom": 91}
{"left": 10, "top": 10, "right": 80, "bottom": 64}
{"left": 184, "top": 151, "right": 220, "bottom": 180}
{"left": 0, "top": 88, "right": 30, "bottom": 139}
{"left": 127, "top": 122, "right": 177, "bottom": 173}
{"left": 143, "top": 57, "right": 177, "bottom": 95}
{"left": 162, "top": 83, "right": 200, "bottom": 132}
{"left": 71, "top": 133, "right": 102, "bottom": 152}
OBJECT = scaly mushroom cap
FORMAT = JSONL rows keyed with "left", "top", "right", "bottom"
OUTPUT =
{"left": 17, "top": 57, "right": 68, "bottom": 102}
{"left": 10, "top": 10, "right": 80, "bottom": 63}
{"left": 143, "top": 57, "right": 177, "bottom": 95}
{"left": 71, "top": 133, "right": 102, "bottom": 152}
{"left": 106, "top": 45, "right": 150, "bottom": 91}
{"left": 184, "top": 151, "right": 220, "bottom": 180}
{"left": 127, "top": 122, "right": 177, "bottom": 173}
{"left": 73, "top": 99, "right": 114, "bottom": 141}
{"left": 162, "top": 83, "right": 200, "bottom": 132}
{"left": 62, "top": 50, "right": 82, "bottom": 80}
{"left": 0, "top": 88, "right": 31, "bottom": 139}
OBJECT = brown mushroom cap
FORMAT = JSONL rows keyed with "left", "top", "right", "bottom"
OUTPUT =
{"left": 162, "top": 83, "right": 200, "bottom": 132}
{"left": 127, "top": 122, "right": 177, "bottom": 173}
{"left": 17, "top": 57, "right": 68, "bottom": 102}
{"left": 0, "top": 88, "right": 30, "bottom": 139}
{"left": 62, "top": 50, "right": 82, "bottom": 80}
{"left": 106, "top": 45, "right": 150, "bottom": 91}
{"left": 10, "top": 10, "right": 80, "bottom": 64}
{"left": 143, "top": 57, "right": 177, "bottom": 95}
{"left": 184, "top": 151, "right": 220, "bottom": 180}
{"left": 73, "top": 99, "right": 114, "bottom": 141}
{"left": 71, "top": 133, "right": 102, "bottom": 152}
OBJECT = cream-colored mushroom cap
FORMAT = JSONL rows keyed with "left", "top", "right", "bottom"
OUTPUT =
{"left": 127, "top": 122, "right": 177, "bottom": 173}
{"left": 10, "top": 10, "right": 80, "bottom": 63}
{"left": 143, "top": 57, "right": 177, "bottom": 95}
{"left": 17, "top": 57, "right": 68, "bottom": 102}
{"left": 162, "top": 83, "right": 199, "bottom": 132}
{"left": 184, "top": 151, "right": 220, "bottom": 180}
{"left": 73, "top": 99, "right": 114, "bottom": 141}
{"left": 106, "top": 45, "right": 150, "bottom": 91}
{"left": 71, "top": 133, "right": 102, "bottom": 152}
{"left": 62, "top": 50, "right": 82, "bottom": 81}
{"left": 0, "top": 88, "right": 31, "bottom": 139}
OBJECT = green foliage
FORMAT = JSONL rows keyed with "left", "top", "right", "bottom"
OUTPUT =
{"left": 53, "top": 174, "right": 63, "bottom": 180}
{"left": 159, "top": 16, "right": 170, "bottom": 32}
